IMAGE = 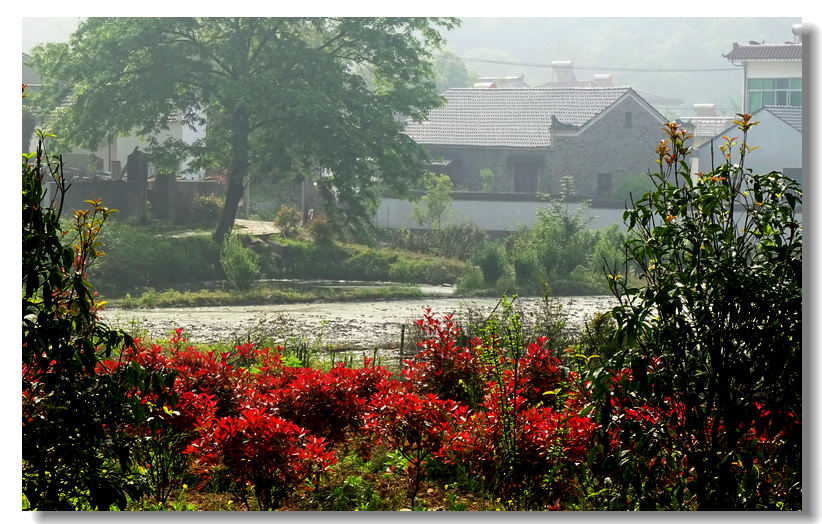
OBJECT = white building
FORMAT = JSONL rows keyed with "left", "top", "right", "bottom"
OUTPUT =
{"left": 690, "top": 25, "right": 803, "bottom": 181}
{"left": 58, "top": 113, "right": 207, "bottom": 181}
{"left": 23, "top": 53, "right": 207, "bottom": 180}
{"left": 723, "top": 24, "right": 803, "bottom": 113}
{"left": 694, "top": 105, "right": 802, "bottom": 181}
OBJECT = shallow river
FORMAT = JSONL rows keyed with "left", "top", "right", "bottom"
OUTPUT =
{"left": 101, "top": 296, "right": 617, "bottom": 355}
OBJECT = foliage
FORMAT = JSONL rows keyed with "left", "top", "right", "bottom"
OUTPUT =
{"left": 412, "top": 172, "right": 454, "bottom": 229}
{"left": 593, "top": 116, "right": 802, "bottom": 509}
{"left": 388, "top": 222, "right": 486, "bottom": 260}
{"left": 219, "top": 235, "right": 260, "bottom": 291}
{"left": 472, "top": 239, "right": 507, "bottom": 286}
{"left": 497, "top": 198, "right": 624, "bottom": 295}
{"left": 274, "top": 238, "right": 463, "bottom": 285}
{"left": 387, "top": 256, "right": 460, "bottom": 285}
{"left": 273, "top": 204, "right": 301, "bottom": 239}
{"left": 267, "top": 365, "right": 369, "bottom": 444}
{"left": 306, "top": 214, "right": 335, "bottom": 247}
{"left": 433, "top": 50, "right": 473, "bottom": 92}
{"left": 188, "top": 408, "right": 335, "bottom": 510}
{"left": 114, "top": 282, "right": 424, "bottom": 309}
{"left": 22, "top": 132, "right": 175, "bottom": 510}
{"left": 363, "top": 383, "right": 469, "bottom": 507}
{"left": 402, "top": 310, "right": 484, "bottom": 408}
{"left": 478, "top": 168, "right": 495, "bottom": 192}
{"left": 190, "top": 194, "right": 225, "bottom": 228}
{"left": 28, "top": 17, "right": 460, "bottom": 241}
{"left": 92, "top": 222, "right": 221, "bottom": 296}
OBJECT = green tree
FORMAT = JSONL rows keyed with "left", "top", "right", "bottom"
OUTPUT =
{"left": 28, "top": 17, "right": 458, "bottom": 242}
{"left": 411, "top": 172, "right": 454, "bottom": 229}
{"left": 23, "top": 129, "right": 175, "bottom": 509}
{"left": 433, "top": 49, "right": 473, "bottom": 92}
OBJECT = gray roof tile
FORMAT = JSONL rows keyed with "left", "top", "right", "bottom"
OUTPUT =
{"left": 763, "top": 105, "right": 803, "bottom": 133}
{"left": 725, "top": 43, "right": 802, "bottom": 62}
{"left": 404, "top": 87, "right": 632, "bottom": 148}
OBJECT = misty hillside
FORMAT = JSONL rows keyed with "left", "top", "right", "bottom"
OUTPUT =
{"left": 442, "top": 17, "right": 801, "bottom": 118}
{"left": 23, "top": 16, "right": 801, "bottom": 120}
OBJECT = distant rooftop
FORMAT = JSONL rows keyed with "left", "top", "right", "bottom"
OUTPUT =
{"left": 676, "top": 116, "right": 737, "bottom": 138}
{"left": 404, "top": 87, "right": 635, "bottom": 149}
{"left": 725, "top": 42, "right": 802, "bottom": 62}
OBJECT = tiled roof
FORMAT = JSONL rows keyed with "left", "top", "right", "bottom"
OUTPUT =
{"left": 404, "top": 87, "right": 632, "bottom": 148}
{"left": 725, "top": 43, "right": 802, "bottom": 62}
{"left": 676, "top": 116, "right": 737, "bottom": 137}
{"left": 764, "top": 105, "right": 803, "bottom": 133}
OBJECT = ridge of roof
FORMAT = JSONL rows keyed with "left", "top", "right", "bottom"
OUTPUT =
{"left": 404, "top": 87, "right": 638, "bottom": 149}
{"left": 444, "top": 86, "right": 632, "bottom": 91}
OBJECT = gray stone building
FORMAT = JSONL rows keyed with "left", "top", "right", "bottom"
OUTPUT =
{"left": 403, "top": 86, "right": 667, "bottom": 202}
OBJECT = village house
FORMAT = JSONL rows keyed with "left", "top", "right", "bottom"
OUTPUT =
{"left": 372, "top": 86, "right": 668, "bottom": 232}
{"left": 402, "top": 86, "right": 667, "bottom": 201}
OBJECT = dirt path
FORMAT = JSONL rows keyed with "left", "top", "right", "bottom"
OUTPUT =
{"left": 101, "top": 295, "right": 618, "bottom": 351}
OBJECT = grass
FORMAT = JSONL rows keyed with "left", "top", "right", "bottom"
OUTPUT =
{"left": 109, "top": 282, "right": 429, "bottom": 309}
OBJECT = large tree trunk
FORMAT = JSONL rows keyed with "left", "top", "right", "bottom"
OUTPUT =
{"left": 214, "top": 175, "right": 245, "bottom": 243}
{"left": 213, "top": 109, "right": 251, "bottom": 244}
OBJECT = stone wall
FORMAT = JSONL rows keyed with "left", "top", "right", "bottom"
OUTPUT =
{"left": 546, "top": 95, "right": 663, "bottom": 198}
{"left": 43, "top": 176, "right": 223, "bottom": 222}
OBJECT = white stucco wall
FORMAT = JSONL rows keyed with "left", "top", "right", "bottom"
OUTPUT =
{"left": 71, "top": 113, "right": 207, "bottom": 179}
{"left": 374, "top": 198, "right": 628, "bottom": 231}
{"left": 374, "top": 197, "right": 801, "bottom": 232}
{"left": 746, "top": 61, "right": 802, "bottom": 78}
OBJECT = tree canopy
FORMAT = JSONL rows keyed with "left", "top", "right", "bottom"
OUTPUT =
{"left": 28, "top": 17, "right": 459, "bottom": 240}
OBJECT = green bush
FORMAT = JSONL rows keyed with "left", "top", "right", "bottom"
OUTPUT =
{"left": 342, "top": 248, "right": 393, "bottom": 281}
{"left": 190, "top": 193, "right": 225, "bottom": 227}
{"left": 23, "top": 135, "right": 173, "bottom": 509}
{"left": 510, "top": 240, "right": 544, "bottom": 291}
{"left": 386, "top": 223, "right": 486, "bottom": 261}
{"left": 220, "top": 235, "right": 260, "bottom": 290}
{"left": 472, "top": 240, "right": 507, "bottom": 286}
{"left": 411, "top": 172, "right": 453, "bottom": 228}
{"left": 456, "top": 264, "right": 485, "bottom": 291}
{"left": 590, "top": 224, "right": 625, "bottom": 275}
{"left": 595, "top": 117, "right": 802, "bottom": 509}
{"left": 91, "top": 223, "right": 221, "bottom": 296}
{"left": 273, "top": 204, "right": 301, "bottom": 239}
{"left": 387, "top": 256, "right": 461, "bottom": 285}
{"left": 307, "top": 215, "right": 335, "bottom": 246}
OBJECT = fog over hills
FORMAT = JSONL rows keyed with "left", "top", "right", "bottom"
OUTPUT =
{"left": 23, "top": 16, "right": 801, "bottom": 119}
{"left": 442, "top": 17, "right": 802, "bottom": 118}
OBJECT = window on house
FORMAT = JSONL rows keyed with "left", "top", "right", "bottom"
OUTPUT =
{"left": 624, "top": 111, "right": 632, "bottom": 128}
{"left": 512, "top": 161, "right": 538, "bottom": 193}
{"left": 747, "top": 77, "right": 802, "bottom": 111}
{"left": 597, "top": 173, "right": 612, "bottom": 198}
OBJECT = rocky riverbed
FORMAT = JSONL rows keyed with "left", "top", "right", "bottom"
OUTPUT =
{"left": 101, "top": 295, "right": 618, "bottom": 354}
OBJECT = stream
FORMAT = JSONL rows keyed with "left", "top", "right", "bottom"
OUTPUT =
{"left": 101, "top": 295, "right": 618, "bottom": 363}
